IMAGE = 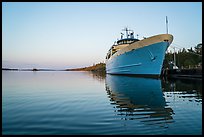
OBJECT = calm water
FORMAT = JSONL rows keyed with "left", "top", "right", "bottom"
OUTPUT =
{"left": 2, "top": 71, "right": 202, "bottom": 135}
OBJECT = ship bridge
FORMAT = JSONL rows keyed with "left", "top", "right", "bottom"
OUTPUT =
{"left": 116, "top": 27, "right": 139, "bottom": 45}
{"left": 116, "top": 38, "right": 139, "bottom": 45}
{"left": 106, "top": 28, "right": 140, "bottom": 60}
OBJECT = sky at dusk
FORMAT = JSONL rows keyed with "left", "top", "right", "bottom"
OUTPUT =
{"left": 2, "top": 2, "right": 202, "bottom": 69}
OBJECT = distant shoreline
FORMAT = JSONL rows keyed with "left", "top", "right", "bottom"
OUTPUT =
{"left": 2, "top": 63, "right": 106, "bottom": 72}
{"left": 2, "top": 68, "right": 66, "bottom": 71}
{"left": 65, "top": 63, "right": 106, "bottom": 72}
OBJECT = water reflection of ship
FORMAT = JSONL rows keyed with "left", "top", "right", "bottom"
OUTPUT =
{"left": 105, "top": 74, "right": 174, "bottom": 127}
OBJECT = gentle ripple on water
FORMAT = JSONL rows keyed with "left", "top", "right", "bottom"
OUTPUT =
{"left": 2, "top": 71, "right": 202, "bottom": 135}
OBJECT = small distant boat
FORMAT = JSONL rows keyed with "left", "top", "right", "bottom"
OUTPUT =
{"left": 105, "top": 27, "right": 173, "bottom": 77}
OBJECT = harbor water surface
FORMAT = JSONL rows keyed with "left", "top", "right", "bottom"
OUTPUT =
{"left": 2, "top": 71, "right": 202, "bottom": 135}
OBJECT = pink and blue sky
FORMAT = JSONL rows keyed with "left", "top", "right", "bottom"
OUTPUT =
{"left": 2, "top": 2, "right": 202, "bottom": 69}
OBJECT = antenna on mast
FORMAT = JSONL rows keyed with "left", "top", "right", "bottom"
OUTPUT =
{"left": 166, "top": 16, "right": 168, "bottom": 34}
{"left": 122, "top": 27, "right": 133, "bottom": 39}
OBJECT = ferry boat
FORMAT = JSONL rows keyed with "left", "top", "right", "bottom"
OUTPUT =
{"left": 105, "top": 27, "right": 173, "bottom": 77}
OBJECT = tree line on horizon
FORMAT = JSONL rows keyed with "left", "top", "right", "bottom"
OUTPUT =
{"left": 163, "top": 43, "right": 202, "bottom": 69}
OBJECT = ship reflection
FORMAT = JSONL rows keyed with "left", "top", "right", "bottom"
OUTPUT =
{"left": 105, "top": 74, "right": 174, "bottom": 127}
